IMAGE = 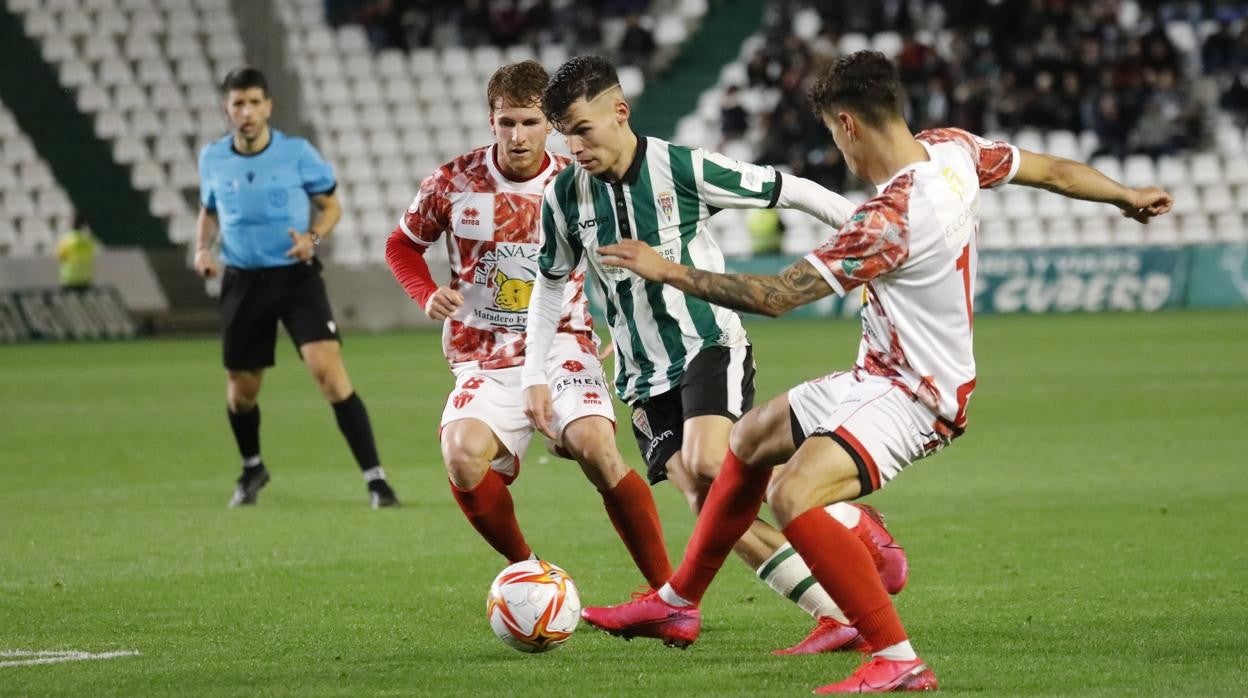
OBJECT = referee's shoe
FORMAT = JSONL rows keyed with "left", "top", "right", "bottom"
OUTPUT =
{"left": 228, "top": 465, "right": 270, "bottom": 507}
{"left": 368, "top": 479, "right": 400, "bottom": 509}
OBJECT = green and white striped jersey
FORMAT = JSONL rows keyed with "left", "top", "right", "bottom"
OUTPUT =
{"left": 539, "top": 136, "right": 785, "bottom": 404}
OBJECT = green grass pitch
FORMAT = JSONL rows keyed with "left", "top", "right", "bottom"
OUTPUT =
{"left": 1, "top": 311, "right": 1246, "bottom": 696}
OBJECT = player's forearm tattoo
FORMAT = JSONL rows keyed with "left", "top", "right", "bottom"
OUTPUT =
{"left": 674, "top": 260, "right": 832, "bottom": 317}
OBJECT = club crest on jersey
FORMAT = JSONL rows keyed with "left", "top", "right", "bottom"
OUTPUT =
{"left": 631, "top": 408, "right": 653, "bottom": 441}
{"left": 453, "top": 391, "right": 474, "bottom": 409}
{"left": 657, "top": 190, "right": 674, "bottom": 221}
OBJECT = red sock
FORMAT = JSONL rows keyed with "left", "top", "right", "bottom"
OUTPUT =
{"left": 600, "top": 470, "right": 673, "bottom": 589}
{"left": 783, "top": 508, "right": 908, "bottom": 650}
{"left": 668, "top": 449, "right": 771, "bottom": 604}
{"left": 450, "top": 471, "right": 532, "bottom": 563}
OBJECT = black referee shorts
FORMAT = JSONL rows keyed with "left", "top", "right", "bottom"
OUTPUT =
{"left": 219, "top": 258, "right": 341, "bottom": 371}
{"left": 629, "top": 344, "right": 756, "bottom": 485}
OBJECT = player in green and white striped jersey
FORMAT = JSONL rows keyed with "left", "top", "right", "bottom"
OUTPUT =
{"left": 521, "top": 56, "right": 911, "bottom": 656}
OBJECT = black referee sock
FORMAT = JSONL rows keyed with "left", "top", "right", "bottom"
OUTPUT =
{"left": 227, "top": 405, "right": 261, "bottom": 466}
{"left": 332, "top": 392, "right": 382, "bottom": 474}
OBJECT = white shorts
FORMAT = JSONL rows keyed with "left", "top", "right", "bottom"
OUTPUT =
{"left": 787, "top": 371, "right": 949, "bottom": 495}
{"left": 439, "top": 333, "right": 615, "bottom": 483}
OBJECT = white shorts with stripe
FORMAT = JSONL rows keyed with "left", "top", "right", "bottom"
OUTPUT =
{"left": 439, "top": 333, "right": 615, "bottom": 483}
{"left": 787, "top": 371, "right": 949, "bottom": 495}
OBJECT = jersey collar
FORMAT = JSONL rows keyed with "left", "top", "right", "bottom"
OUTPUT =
{"left": 599, "top": 135, "right": 647, "bottom": 186}
{"left": 485, "top": 144, "right": 556, "bottom": 190}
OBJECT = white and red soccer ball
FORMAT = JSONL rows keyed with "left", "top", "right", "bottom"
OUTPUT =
{"left": 486, "top": 559, "right": 581, "bottom": 653}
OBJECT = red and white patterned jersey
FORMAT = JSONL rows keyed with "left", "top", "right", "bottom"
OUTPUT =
{"left": 804, "top": 127, "right": 1019, "bottom": 436}
{"left": 399, "top": 145, "right": 595, "bottom": 370}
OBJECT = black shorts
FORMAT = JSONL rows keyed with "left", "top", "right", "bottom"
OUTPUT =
{"left": 219, "top": 259, "right": 341, "bottom": 371}
{"left": 629, "top": 345, "right": 756, "bottom": 484}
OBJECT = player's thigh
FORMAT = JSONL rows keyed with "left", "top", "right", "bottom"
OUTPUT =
{"left": 767, "top": 436, "right": 864, "bottom": 528}
{"left": 547, "top": 334, "right": 616, "bottom": 445}
{"left": 789, "top": 371, "right": 944, "bottom": 496}
{"left": 628, "top": 389, "right": 684, "bottom": 486}
{"left": 440, "top": 367, "right": 532, "bottom": 486}
{"left": 727, "top": 391, "right": 798, "bottom": 468}
{"left": 220, "top": 268, "right": 280, "bottom": 371}
{"left": 677, "top": 343, "right": 757, "bottom": 480}
{"left": 679, "top": 414, "right": 732, "bottom": 483}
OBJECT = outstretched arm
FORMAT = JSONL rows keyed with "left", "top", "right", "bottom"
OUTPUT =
{"left": 1012, "top": 149, "right": 1173, "bottom": 223}
{"left": 599, "top": 240, "right": 834, "bottom": 317}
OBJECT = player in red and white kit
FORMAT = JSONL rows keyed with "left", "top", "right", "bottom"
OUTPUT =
{"left": 385, "top": 61, "right": 672, "bottom": 589}
{"left": 581, "top": 52, "right": 1173, "bottom": 693}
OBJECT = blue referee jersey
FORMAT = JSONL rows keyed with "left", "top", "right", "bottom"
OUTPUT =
{"left": 198, "top": 129, "right": 337, "bottom": 269}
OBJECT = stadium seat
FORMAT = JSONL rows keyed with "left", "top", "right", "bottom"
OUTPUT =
{"left": 1045, "top": 130, "right": 1080, "bottom": 160}
{"left": 112, "top": 136, "right": 147, "bottom": 164}
{"left": 1214, "top": 121, "right": 1244, "bottom": 155}
{"left": 95, "top": 110, "right": 128, "bottom": 139}
{"left": 149, "top": 187, "right": 189, "bottom": 218}
{"left": 77, "top": 84, "right": 112, "bottom": 112}
{"left": 59, "top": 58, "right": 93, "bottom": 87}
{"left": 871, "top": 32, "right": 903, "bottom": 59}
{"left": 1002, "top": 187, "right": 1036, "bottom": 221}
{"left": 1122, "top": 155, "right": 1157, "bottom": 186}
{"left": 1012, "top": 219, "right": 1046, "bottom": 247}
{"left": 1223, "top": 156, "right": 1248, "bottom": 185}
{"left": 1177, "top": 214, "right": 1214, "bottom": 244}
{"left": 1201, "top": 183, "right": 1234, "bottom": 215}
{"left": 1078, "top": 219, "right": 1113, "bottom": 246}
{"left": 1156, "top": 156, "right": 1190, "bottom": 188}
{"left": 1046, "top": 221, "right": 1081, "bottom": 247}
{"left": 1213, "top": 212, "right": 1246, "bottom": 242}
{"left": 131, "top": 160, "right": 165, "bottom": 190}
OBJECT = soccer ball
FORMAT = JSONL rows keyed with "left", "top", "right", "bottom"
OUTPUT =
{"left": 486, "top": 559, "right": 581, "bottom": 653}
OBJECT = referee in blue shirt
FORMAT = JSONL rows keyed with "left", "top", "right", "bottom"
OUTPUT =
{"left": 195, "top": 67, "right": 398, "bottom": 508}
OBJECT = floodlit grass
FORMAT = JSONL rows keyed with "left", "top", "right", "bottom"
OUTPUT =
{"left": 1, "top": 311, "right": 1245, "bottom": 695}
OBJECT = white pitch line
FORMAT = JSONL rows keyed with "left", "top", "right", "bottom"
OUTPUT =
{"left": 0, "top": 650, "right": 140, "bottom": 667}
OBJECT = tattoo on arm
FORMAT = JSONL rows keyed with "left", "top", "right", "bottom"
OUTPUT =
{"left": 673, "top": 259, "right": 834, "bottom": 317}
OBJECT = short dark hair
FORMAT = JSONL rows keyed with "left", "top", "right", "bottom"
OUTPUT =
{"left": 542, "top": 55, "right": 620, "bottom": 126}
{"left": 486, "top": 60, "right": 549, "bottom": 111}
{"left": 221, "top": 67, "right": 268, "bottom": 96}
{"left": 807, "top": 51, "right": 905, "bottom": 128}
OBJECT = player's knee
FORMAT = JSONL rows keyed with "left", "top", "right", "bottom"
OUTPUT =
{"left": 680, "top": 447, "right": 723, "bottom": 487}
{"left": 728, "top": 403, "right": 786, "bottom": 467}
{"left": 442, "top": 447, "right": 490, "bottom": 490}
{"left": 564, "top": 422, "right": 627, "bottom": 489}
{"left": 766, "top": 476, "right": 821, "bottom": 528}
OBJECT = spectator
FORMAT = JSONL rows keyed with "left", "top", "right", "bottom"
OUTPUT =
{"left": 55, "top": 213, "right": 96, "bottom": 293}
{"left": 617, "top": 14, "right": 656, "bottom": 72}
{"left": 719, "top": 85, "right": 749, "bottom": 145}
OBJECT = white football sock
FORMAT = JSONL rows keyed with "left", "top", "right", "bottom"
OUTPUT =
{"left": 825, "top": 502, "right": 861, "bottom": 529}
{"left": 873, "top": 640, "right": 917, "bottom": 661}
{"left": 658, "top": 583, "right": 693, "bottom": 607}
{"left": 756, "top": 543, "right": 849, "bottom": 624}
{"left": 362, "top": 466, "right": 387, "bottom": 482}
{"left": 243, "top": 455, "right": 262, "bottom": 468}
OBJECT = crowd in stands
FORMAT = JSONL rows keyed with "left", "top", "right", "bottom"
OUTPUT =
{"left": 322, "top": 0, "right": 659, "bottom": 70}
{"left": 729, "top": 0, "right": 1248, "bottom": 194}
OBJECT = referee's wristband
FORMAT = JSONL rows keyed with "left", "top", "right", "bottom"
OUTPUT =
{"left": 308, "top": 231, "right": 321, "bottom": 246}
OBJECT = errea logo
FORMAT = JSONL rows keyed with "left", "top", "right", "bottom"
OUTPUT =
{"left": 460, "top": 207, "right": 481, "bottom": 226}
